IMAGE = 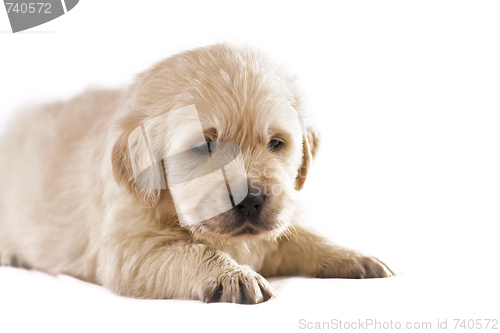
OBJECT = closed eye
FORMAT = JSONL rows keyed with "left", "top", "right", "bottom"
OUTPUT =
{"left": 267, "top": 139, "right": 283, "bottom": 151}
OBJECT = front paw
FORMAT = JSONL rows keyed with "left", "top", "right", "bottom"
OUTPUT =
{"left": 318, "top": 253, "right": 395, "bottom": 279}
{"left": 202, "top": 266, "right": 274, "bottom": 304}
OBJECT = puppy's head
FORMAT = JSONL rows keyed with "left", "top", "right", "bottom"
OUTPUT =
{"left": 112, "top": 44, "right": 320, "bottom": 243}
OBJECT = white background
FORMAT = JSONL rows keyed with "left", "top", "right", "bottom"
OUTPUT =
{"left": 0, "top": 1, "right": 499, "bottom": 332}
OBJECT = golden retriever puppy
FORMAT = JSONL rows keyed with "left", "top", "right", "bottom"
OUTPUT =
{"left": 0, "top": 44, "right": 393, "bottom": 303}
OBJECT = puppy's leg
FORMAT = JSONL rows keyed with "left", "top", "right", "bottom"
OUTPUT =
{"left": 98, "top": 228, "right": 273, "bottom": 303}
{"left": 260, "top": 225, "right": 394, "bottom": 279}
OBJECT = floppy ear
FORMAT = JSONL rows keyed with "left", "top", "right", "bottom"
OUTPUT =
{"left": 295, "top": 127, "right": 321, "bottom": 191}
{"left": 112, "top": 130, "right": 162, "bottom": 208}
{"left": 286, "top": 75, "right": 320, "bottom": 190}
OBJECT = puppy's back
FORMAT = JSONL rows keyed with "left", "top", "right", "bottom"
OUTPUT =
{"left": 0, "top": 88, "right": 122, "bottom": 279}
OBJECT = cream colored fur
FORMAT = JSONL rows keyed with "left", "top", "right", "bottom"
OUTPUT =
{"left": 0, "top": 44, "right": 393, "bottom": 303}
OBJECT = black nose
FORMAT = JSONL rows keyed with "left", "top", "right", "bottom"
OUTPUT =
{"left": 235, "top": 192, "right": 265, "bottom": 217}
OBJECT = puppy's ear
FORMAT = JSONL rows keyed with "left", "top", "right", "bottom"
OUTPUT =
{"left": 287, "top": 75, "right": 320, "bottom": 190}
{"left": 112, "top": 130, "right": 162, "bottom": 208}
{"left": 295, "top": 127, "right": 320, "bottom": 191}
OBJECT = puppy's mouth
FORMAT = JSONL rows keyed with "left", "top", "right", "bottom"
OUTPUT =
{"left": 189, "top": 215, "right": 287, "bottom": 243}
{"left": 230, "top": 224, "right": 264, "bottom": 236}
{"left": 187, "top": 201, "right": 293, "bottom": 243}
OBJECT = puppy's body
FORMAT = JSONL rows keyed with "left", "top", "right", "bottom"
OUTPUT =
{"left": 0, "top": 44, "right": 392, "bottom": 303}
{"left": 0, "top": 89, "right": 122, "bottom": 282}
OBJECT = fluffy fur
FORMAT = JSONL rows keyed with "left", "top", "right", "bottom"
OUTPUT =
{"left": 0, "top": 44, "right": 393, "bottom": 303}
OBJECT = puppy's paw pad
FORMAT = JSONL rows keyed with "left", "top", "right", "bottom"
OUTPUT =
{"left": 202, "top": 267, "right": 274, "bottom": 304}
